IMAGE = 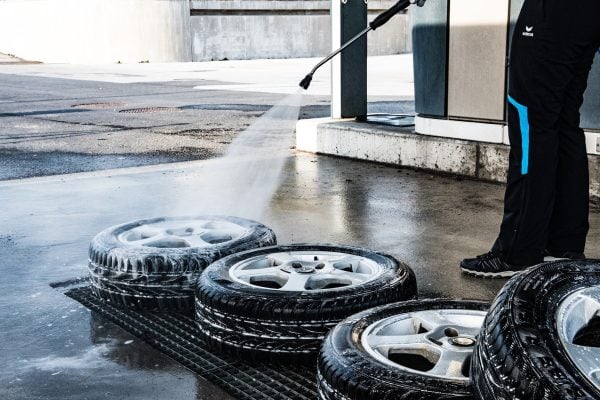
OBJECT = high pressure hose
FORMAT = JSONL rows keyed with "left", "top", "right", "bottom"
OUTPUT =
{"left": 299, "top": 0, "right": 426, "bottom": 90}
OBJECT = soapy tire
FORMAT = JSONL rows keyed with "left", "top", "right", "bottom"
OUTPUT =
{"left": 318, "top": 299, "right": 489, "bottom": 400}
{"left": 195, "top": 244, "right": 417, "bottom": 362}
{"left": 471, "top": 260, "right": 600, "bottom": 400}
{"left": 88, "top": 216, "right": 276, "bottom": 312}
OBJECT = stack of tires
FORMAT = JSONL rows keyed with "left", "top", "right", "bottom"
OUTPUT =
{"left": 87, "top": 216, "right": 277, "bottom": 312}
{"left": 88, "top": 218, "right": 600, "bottom": 400}
{"left": 87, "top": 217, "right": 419, "bottom": 361}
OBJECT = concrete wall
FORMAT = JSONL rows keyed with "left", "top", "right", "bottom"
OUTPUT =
{"left": 0, "top": 0, "right": 192, "bottom": 64}
{"left": 190, "top": 0, "right": 411, "bottom": 61}
{"left": 0, "top": 0, "right": 410, "bottom": 63}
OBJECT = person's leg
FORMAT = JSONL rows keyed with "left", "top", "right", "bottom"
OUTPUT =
{"left": 547, "top": 2, "right": 600, "bottom": 256}
{"left": 495, "top": 0, "right": 569, "bottom": 264}
{"left": 462, "top": 0, "right": 600, "bottom": 277}
{"left": 546, "top": 48, "right": 597, "bottom": 257}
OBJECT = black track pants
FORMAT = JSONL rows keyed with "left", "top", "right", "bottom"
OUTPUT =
{"left": 492, "top": 0, "right": 600, "bottom": 265}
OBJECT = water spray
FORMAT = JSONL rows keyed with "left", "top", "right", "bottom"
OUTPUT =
{"left": 299, "top": 0, "right": 427, "bottom": 90}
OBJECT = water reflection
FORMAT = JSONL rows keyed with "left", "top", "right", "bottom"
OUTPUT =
{"left": 89, "top": 313, "right": 177, "bottom": 371}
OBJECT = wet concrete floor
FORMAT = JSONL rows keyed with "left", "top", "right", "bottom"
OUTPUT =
{"left": 1, "top": 56, "right": 598, "bottom": 399}
{"left": 1, "top": 152, "right": 600, "bottom": 399}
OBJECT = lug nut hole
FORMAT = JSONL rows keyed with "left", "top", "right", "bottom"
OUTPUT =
{"left": 444, "top": 328, "right": 459, "bottom": 337}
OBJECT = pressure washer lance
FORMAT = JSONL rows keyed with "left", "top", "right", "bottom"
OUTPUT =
{"left": 299, "top": 0, "right": 426, "bottom": 90}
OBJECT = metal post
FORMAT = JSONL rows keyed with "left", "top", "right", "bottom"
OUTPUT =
{"left": 331, "top": 0, "right": 368, "bottom": 119}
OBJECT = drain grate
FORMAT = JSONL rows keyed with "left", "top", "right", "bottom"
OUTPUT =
{"left": 65, "top": 285, "right": 317, "bottom": 400}
{"left": 72, "top": 102, "right": 125, "bottom": 109}
{"left": 119, "top": 107, "right": 181, "bottom": 114}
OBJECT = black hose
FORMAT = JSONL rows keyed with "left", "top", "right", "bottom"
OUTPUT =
{"left": 299, "top": 0, "right": 413, "bottom": 90}
{"left": 369, "top": 0, "right": 411, "bottom": 30}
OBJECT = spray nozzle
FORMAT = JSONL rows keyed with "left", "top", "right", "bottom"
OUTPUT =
{"left": 299, "top": 73, "right": 313, "bottom": 90}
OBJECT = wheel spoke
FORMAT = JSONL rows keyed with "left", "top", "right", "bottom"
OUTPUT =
{"left": 134, "top": 234, "right": 169, "bottom": 245}
{"left": 412, "top": 311, "right": 450, "bottom": 331}
{"left": 457, "top": 326, "right": 482, "bottom": 338}
{"left": 280, "top": 273, "right": 311, "bottom": 291}
{"left": 428, "top": 349, "right": 469, "bottom": 378}
{"left": 579, "top": 293, "right": 600, "bottom": 314}
{"left": 202, "top": 228, "right": 236, "bottom": 237}
{"left": 127, "top": 226, "right": 165, "bottom": 242}
{"left": 234, "top": 267, "right": 281, "bottom": 280}
{"left": 330, "top": 269, "right": 372, "bottom": 283}
{"left": 182, "top": 235, "right": 211, "bottom": 247}
{"left": 331, "top": 255, "right": 363, "bottom": 270}
{"left": 367, "top": 333, "right": 429, "bottom": 350}
{"left": 268, "top": 253, "right": 296, "bottom": 266}
{"left": 164, "top": 224, "right": 200, "bottom": 236}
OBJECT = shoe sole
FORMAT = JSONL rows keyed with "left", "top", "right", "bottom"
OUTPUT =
{"left": 461, "top": 267, "right": 521, "bottom": 279}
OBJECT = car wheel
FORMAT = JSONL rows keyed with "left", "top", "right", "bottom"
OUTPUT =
{"left": 318, "top": 299, "right": 489, "bottom": 399}
{"left": 195, "top": 244, "right": 417, "bottom": 362}
{"left": 471, "top": 260, "right": 600, "bottom": 400}
{"left": 88, "top": 216, "right": 276, "bottom": 312}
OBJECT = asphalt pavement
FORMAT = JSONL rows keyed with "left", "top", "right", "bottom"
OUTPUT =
{"left": 0, "top": 55, "right": 414, "bottom": 180}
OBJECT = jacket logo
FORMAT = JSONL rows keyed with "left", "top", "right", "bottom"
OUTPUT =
{"left": 523, "top": 26, "right": 534, "bottom": 37}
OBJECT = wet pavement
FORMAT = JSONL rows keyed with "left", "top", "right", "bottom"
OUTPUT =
{"left": 1, "top": 56, "right": 599, "bottom": 399}
{"left": 0, "top": 56, "right": 414, "bottom": 180}
{"left": 2, "top": 153, "right": 600, "bottom": 399}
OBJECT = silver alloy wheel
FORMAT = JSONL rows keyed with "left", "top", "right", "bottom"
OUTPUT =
{"left": 361, "top": 309, "right": 487, "bottom": 381}
{"left": 556, "top": 286, "right": 600, "bottom": 390}
{"left": 228, "top": 251, "right": 383, "bottom": 291}
{"left": 117, "top": 218, "right": 248, "bottom": 248}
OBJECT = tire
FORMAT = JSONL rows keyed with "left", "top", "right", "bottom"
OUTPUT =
{"left": 195, "top": 244, "right": 418, "bottom": 362}
{"left": 318, "top": 299, "right": 489, "bottom": 400}
{"left": 471, "top": 260, "right": 600, "bottom": 400}
{"left": 88, "top": 216, "right": 276, "bottom": 312}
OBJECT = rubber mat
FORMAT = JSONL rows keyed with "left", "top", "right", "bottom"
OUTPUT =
{"left": 63, "top": 284, "right": 318, "bottom": 400}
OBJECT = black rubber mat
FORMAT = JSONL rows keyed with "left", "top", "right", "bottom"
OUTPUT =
{"left": 64, "top": 285, "right": 318, "bottom": 400}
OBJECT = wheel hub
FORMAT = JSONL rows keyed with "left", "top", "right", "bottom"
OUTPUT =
{"left": 281, "top": 261, "right": 328, "bottom": 274}
{"left": 450, "top": 337, "right": 476, "bottom": 347}
{"left": 229, "top": 251, "right": 383, "bottom": 292}
{"left": 361, "top": 309, "right": 487, "bottom": 381}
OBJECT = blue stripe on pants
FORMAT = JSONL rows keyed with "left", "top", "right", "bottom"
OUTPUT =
{"left": 508, "top": 95, "right": 530, "bottom": 175}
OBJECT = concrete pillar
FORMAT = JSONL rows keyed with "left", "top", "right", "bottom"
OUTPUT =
{"left": 331, "top": 0, "right": 368, "bottom": 119}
